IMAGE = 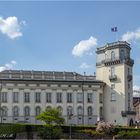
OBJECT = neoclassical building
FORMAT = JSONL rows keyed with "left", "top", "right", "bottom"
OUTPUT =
{"left": 0, "top": 41, "right": 135, "bottom": 126}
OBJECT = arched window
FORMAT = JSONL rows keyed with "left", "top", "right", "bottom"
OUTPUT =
{"left": 35, "top": 106, "right": 41, "bottom": 116}
{"left": 57, "top": 106, "right": 63, "bottom": 114}
{"left": 111, "top": 51, "right": 115, "bottom": 60}
{"left": 46, "top": 106, "right": 52, "bottom": 110}
{"left": 2, "top": 106, "right": 8, "bottom": 116}
{"left": 67, "top": 106, "right": 73, "bottom": 116}
{"left": 77, "top": 106, "right": 83, "bottom": 115}
{"left": 13, "top": 106, "right": 19, "bottom": 116}
{"left": 24, "top": 106, "right": 30, "bottom": 116}
{"left": 87, "top": 106, "right": 93, "bottom": 116}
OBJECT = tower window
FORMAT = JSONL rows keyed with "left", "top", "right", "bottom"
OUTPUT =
{"left": 111, "top": 92, "right": 116, "bottom": 101}
{"left": 111, "top": 67, "right": 115, "bottom": 76}
{"left": 120, "top": 50, "right": 124, "bottom": 60}
{"left": 111, "top": 51, "right": 115, "bottom": 60}
{"left": 111, "top": 84, "right": 115, "bottom": 89}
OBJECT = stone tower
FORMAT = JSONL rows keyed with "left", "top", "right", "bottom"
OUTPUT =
{"left": 96, "top": 41, "right": 135, "bottom": 125}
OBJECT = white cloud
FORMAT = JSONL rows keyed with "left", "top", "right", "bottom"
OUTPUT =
{"left": 133, "top": 85, "right": 140, "bottom": 97}
{"left": 79, "top": 62, "right": 90, "bottom": 69}
{"left": 0, "top": 16, "right": 25, "bottom": 39}
{"left": 0, "top": 60, "right": 17, "bottom": 72}
{"left": 72, "top": 36, "right": 97, "bottom": 57}
{"left": 121, "top": 28, "right": 140, "bottom": 42}
{"left": 11, "top": 60, "right": 17, "bottom": 65}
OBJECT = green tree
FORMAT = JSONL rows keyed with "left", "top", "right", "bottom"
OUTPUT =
{"left": 36, "top": 107, "right": 65, "bottom": 139}
{"left": 36, "top": 107, "right": 65, "bottom": 124}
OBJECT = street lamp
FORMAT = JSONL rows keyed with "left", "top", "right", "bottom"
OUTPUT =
{"left": 0, "top": 80, "right": 2, "bottom": 123}
{"left": 82, "top": 72, "right": 85, "bottom": 125}
{"left": 69, "top": 114, "right": 73, "bottom": 139}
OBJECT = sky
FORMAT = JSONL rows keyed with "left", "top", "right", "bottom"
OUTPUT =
{"left": 0, "top": 1, "right": 140, "bottom": 94}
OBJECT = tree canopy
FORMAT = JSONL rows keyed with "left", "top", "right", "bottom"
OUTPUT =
{"left": 36, "top": 107, "right": 65, "bottom": 125}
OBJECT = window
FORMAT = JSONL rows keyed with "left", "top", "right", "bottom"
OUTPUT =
{"left": 13, "top": 106, "right": 19, "bottom": 116}
{"left": 67, "top": 106, "right": 73, "bottom": 116}
{"left": 100, "top": 107, "right": 103, "bottom": 117}
{"left": 13, "top": 92, "right": 19, "bottom": 103}
{"left": 1, "top": 92, "right": 7, "bottom": 103}
{"left": 87, "top": 93, "right": 93, "bottom": 103}
{"left": 120, "top": 49, "right": 124, "bottom": 60}
{"left": 24, "top": 92, "right": 30, "bottom": 103}
{"left": 128, "top": 93, "right": 131, "bottom": 111}
{"left": 46, "top": 92, "right": 51, "bottom": 103}
{"left": 77, "top": 93, "right": 83, "bottom": 103}
{"left": 24, "top": 106, "right": 30, "bottom": 116}
{"left": 111, "top": 92, "right": 116, "bottom": 101}
{"left": 128, "top": 68, "right": 130, "bottom": 75}
{"left": 46, "top": 106, "right": 51, "bottom": 110}
{"left": 87, "top": 106, "right": 93, "bottom": 116}
{"left": 35, "top": 92, "right": 41, "bottom": 103}
{"left": 35, "top": 106, "right": 41, "bottom": 116}
{"left": 67, "top": 93, "right": 73, "bottom": 103}
{"left": 77, "top": 106, "right": 83, "bottom": 115}
{"left": 128, "top": 83, "right": 130, "bottom": 89}
{"left": 128, "top": 93, "right": 131, "bottom": 101}
{"left": 1, "top": 106, "right": 8, "bottom": 116}
{"left": 111, "top": 84, "right": 115, "bottom": 89}
{"left": 57, "top": 106, "right": 63, "bottom": 114}
{"left": 56, "top": 93, "right": 62, "bottom": 103}
{"left": 111, "top": 67, "right": 115, "bottom": 76}
{"left": 111, "top": 51, "right": 115, "bottom": 60}
{"left": 99, "top": 93, "right": 103, "bottom": 103}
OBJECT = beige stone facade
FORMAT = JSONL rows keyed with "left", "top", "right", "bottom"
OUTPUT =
{"left": 96, "top": 41, "right": 135, "bottom": 126}
{"left": 0, "top": 41, "right": 135, "bottom": 126}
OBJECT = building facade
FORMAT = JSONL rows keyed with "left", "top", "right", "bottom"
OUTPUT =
{"left": 0, "top": 41, "right": 135, "bottom": 126}
{"left": 133, "top": 97, "right": 140, "bottom": 122}
{"left": 96, "top": 41, "right": 135, "bottom": 125}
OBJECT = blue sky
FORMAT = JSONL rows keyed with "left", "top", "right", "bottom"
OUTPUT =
{"left": 0, "top": 1, "right": 140, "bottom": 91}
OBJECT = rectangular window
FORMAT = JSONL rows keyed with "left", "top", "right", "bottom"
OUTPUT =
{"left": 128, "top": 93, "right": 131, "bottom": 111}
{"left": 77, "top": 93, "right": 83, "bottom": 103}
{"left": 46, "top": 92, "right": 51, "bottom": 103}
{"left": 128, "top": 93, "right": 131, "bottom": 101}
{"left": 1, "top": 92, "right": 7, "bottom": 103}
{"left": 111, "top": 67, "right": 115, "bottom": 76}
{"left": 35, "top": 92, "right": 41, "bottom": 103}
{"left": 111, "top": 84, "right": 115, "bottom": 89}
{"left": 111, "top": 92, "right": 116, "bottom": 101}
{"left": 128, "top": 101, "right": 131, "bottom": 111}
{"left": 128, "top": 68, "right": 130, "bottom": 75}
{"left": 67, "top": 93, "right": 73, "bottom": 103}
{"left": 24, "top": 92, "right": 30, "bottom": 103}
{"left": 56, "top": 93, "right": 62, "bottom": 103}
{"left": 13, "top": 92, "right": 19, "bottom": 103}
{"left": 99, "top": 93, "right": 103, "bottom": 103}
{"left": 87, "top": 93, "right": 93, "bottom": 103}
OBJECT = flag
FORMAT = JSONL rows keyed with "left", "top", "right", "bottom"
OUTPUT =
{"left": 111, "top": 27, "right": 117, "bottom": 32}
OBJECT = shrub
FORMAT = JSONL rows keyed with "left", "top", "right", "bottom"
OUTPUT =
{"left": 80, "top": 129, "right": 104, "bottom": 138}
{"left": 38, "top": 125, "right": 63, "bottom": 139}
{"left": 115, "top": 130, "right": 140, "bottom": 138}
{"left": 96, "top": 121, "right": 114, "bottom": 135}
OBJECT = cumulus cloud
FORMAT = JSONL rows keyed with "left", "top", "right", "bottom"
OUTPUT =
{"left": 72, "top": 36, "right": 97, "bottom": 57}
{"left": 0, "top": 16, "right": 25, "bottom": 39}
{"left": 0, "top": 60, "right": 17, "bottom": 72}
{"left": 79, "top": 62, "right": 90, "bottom": 69}
{"left": 121, "top": 28, "right": 140, "bottom": 42}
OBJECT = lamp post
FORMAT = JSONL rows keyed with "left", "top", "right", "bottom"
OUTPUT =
{"left": 0, "top": 80, "right": 2, "bottom": 123}
{"left": 69, "top": 114, "right": 73, "bottom": 139}
{"left": 82, "top": 73, "right": 85, "bottom": 125}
